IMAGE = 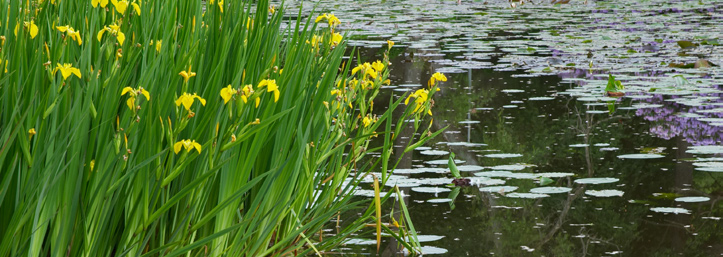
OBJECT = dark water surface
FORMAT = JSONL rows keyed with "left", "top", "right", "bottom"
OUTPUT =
{"left": 281, "top": 0, "right": 723, "bottom": 255}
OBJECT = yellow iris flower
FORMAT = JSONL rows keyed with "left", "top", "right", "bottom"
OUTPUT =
{"left": 363, "top": 116, "right": 373, "bottom": 128}
{"left": 258, "top": 79, "right": 280, "bottom": 102}
{"left": 92, "top": 0, "right": 109, "bottom": 8}
{"left": 110, "top": 0, "right": 140, "bottom": 15}
{"left": 352, "top": 62, "right": 377, "bottom": 80}
{"left": 309, "top": 35, "right": 322, "bottom": 47}
{"left": 387, "top": 40, "right": 394, "bottom": 50}
{"left": 14, "top": 21, "right": 39, "bottom": 39}
{"left": 178, "top": 66, "right": 196, "bottom": 83}
{"left": 240, "top": 84, "right": 254, "bottom": 104}
{"left": 371, "top": 60, "right": 385, "bottom": 72}
{"left": 173, "top": 139, "right": 202, "bottom": 154}
{"left": 28, "top": 128, "right": 37, "bottom": 140}
{"left": 405, "top": 89, "right": 431, "bottom": 115}
{"left": 428, "top": 72, "right": 447, "bottom": 87}
{"left": 56, "top": 25, "right": 82, "bottom": 45}
{"left": 331, "top": 33, "right": 343, "bottom": 47}
{"left": 54, "top": 63, "right": 82, "bottom": 80}
{"left": 97, "top": 24, "right": 125, "bottom": 46}
{"left": 220, "top": 85, "right": 238, "bottom": 104}
{"left": 175, "top": 92, "right": 206, "bottom": 111}
{"left": 121, "top": 86, "right": 150, "bottom": 110}
{"left": 315, "top": 13, "right": 341, "bottom": 29}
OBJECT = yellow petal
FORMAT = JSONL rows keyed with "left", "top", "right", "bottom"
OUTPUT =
{"left": 255, "top": 97, "right": 260, "bottom": 108}
{"left": 70, "top": 67, "right": 81, "bottom": 79}
{"left": 181, "top": 96, "right": 194, "bottom": 110}
{"left": 173, "top": 141, "right": 183, "bottom": 154}
{"left": 116, "top": 31, "right": 125, "bottom": 46}
{"left": 351, "top": 66, "right": 362, "bottom": 75}
{"left": 194, "top": 95, "right": 206, "bottom": 106}
{"left": 114, "top": 0, "right": 128, "bottom": 14}
{"left": 74, "top": 33, "right": 83, "bottom": 45}
{"left": 121, "top": 87, "right": 133, "bottom": 96}
{"left": 56, "top": 26, "right": 68, "bottom": 32}
{"left": 92, "top": 0, "right": 99, "bottom": 7}
{"left": 192, "top": 141, "right": 202, "bottom": 153}
{"left": 174, "top": 96, "right": 184, "bottom": 107}
{"left": 97, "top": 28, "right": 106, "bottom": 42}
{"left": 101, "top": 0, "right": 109, "bottom": 7}
{"left": 273, "top": 89, "right": 279, "bottom": 102}
{"left": 140, "top": 88, "right": 150, "bottom": 100}
{"left": 126, "top": 97, "right": 135, "bottom": 110}
{"left": 29, "top": 22, "right": 38, "bottom": 39}
{"left": 131, "top": 2, "right": 141, "bottom": 15}
{"left": 59, "top": 68, "right": 71, "bottom": 80}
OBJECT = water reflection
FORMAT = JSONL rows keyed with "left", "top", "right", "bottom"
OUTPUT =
{"left": 335, "top": 46, "right": 722, "bottom": 256}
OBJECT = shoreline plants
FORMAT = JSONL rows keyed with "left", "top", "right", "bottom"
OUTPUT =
{"left": 0, "top": 0, "right": 445, "bottom": 256}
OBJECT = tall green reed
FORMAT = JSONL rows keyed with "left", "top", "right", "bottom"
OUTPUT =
{"left": 0, "top": 0, "right": 445, "bottom": 256}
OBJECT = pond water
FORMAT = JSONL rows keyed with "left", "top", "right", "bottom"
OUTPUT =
{"left": 282, "top": 0, "right": 722, "bottom": 255}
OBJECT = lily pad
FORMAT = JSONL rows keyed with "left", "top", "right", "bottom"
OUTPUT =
{"left": 506, "top": 193, "right": 550, "bottom": 199}
{"left": 530, "top": 187, "right": 572, "bottom": 194}
{"left": 650, "top": 207, "right": 691, "bottom": 214}
{"left": 537, "top": 172, "right": 575, "bottom": 178}
{"left": 585, "top": 189, "right": 624, "bottom": 197}
{"left": 427, "top": 198, "right": 453, "bottom": 203}
{"left": 484, "top": 153, "right": 523, "bottom": 158}
{"left": 686, "top": 145, "right": 723, "bottom": 154}
{"left": 479, "top": 186, "right": 518, "bottom": 193}
{"left": 411, "top": 187, "right": 452, "bottom": 193}
{"left": 489, "top": 164, "right": 533, "bottom": 171}
{"left": 617, "top": 154, "right": 665, "bottom": 159}
{"left": 574, "top": 177, "right": 620, "bottom": 185}
{"left": 420, "top": 150, "right": 450, "bottom": 156}
{"left": 425, "top": 159, "right": 466, "bottom": 165}
{"left": 674, "top": 196, "right": 710, "bottom": 203}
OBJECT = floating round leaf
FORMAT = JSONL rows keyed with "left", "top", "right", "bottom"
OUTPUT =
{"left": 585, "top": 189, "right": 624, "bottom": 197}
{"left": 456, "top": 165, "right": 485, "bottom": 172}
{"left": 427, "top": 198, "right": 453, "bottom": 203}
{"left": 489, "top": 164, "right": 532, "bottom": 171}
{"left": 574, "top": 177, "right": 620, "bottom": 184}
{"left": 617, "top": 154, "right": 665, "bottom": 159}
{"left": 411, "top": 187, "right": 452, "bottom": 193}
{"left": 484, "top": 153, "right": 523, "bottom": 158}
{"left": 686, "top": 145, "right": 723, "bottom": 154}
{"left": 537, "top": 172, "right": 575, "bottom": 178}
{"left": 416, "top": 235, "right": 445, "bottom": 242}
{"left": 425, "top": 159, "right": 466, "bottom": 165}
{"left": 650, "top": 207, "right": 691, "bottom": 214}
{"left": 472, "top": 178, "right": 506, "bottom": 186}
{"left": 674, "top": 196, "right": 710, "bottom": 203}
{"left": 528, "top": 96, "right": 555, "bottom": 101}
{"left": 506, "top": 193, "right": 550, "bottom": 199}
{"left": 344, "top": 238, "right": 377, "bottom": 245}
{"left": 530, "top": 187, "right": 572, "bottom": 194}
{"left": 420, "top": 150, "right": 450, "bottom": 156}
{"left": 404, "top": 246, "right": 448, "bottom": 255}
{"left": 479, "top": 186, "right": 518, "bottom": 193}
